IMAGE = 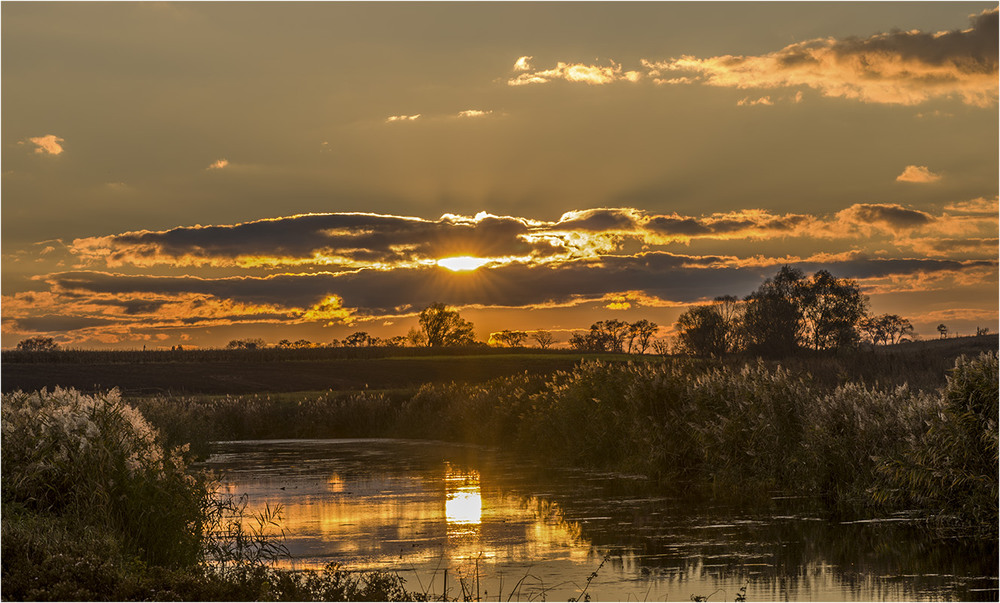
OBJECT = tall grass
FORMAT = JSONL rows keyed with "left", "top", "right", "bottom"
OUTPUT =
{"left": 1, "top": 388, "right": 423, "bottom": 601}
{"left": 127, "top": 351, "right": 999, "bottom": 529}
{"left": 874, "top": 353, "right": 999, "bottom": 528}
{"left": 1, "top": 387, "right": 207, "bottom": 566}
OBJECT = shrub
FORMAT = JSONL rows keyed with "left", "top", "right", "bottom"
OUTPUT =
{"left": 876, "top": 352, "right": 999, "bottom": 529}
{"left": 1, "top": 387, "right": 208, "bottom": 566}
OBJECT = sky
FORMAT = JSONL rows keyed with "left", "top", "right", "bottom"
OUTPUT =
{"left": 2, "top": 2, "right": 998, "bottom": 349}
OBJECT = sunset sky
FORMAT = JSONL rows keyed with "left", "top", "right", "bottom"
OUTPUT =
{"left": 3, "top": 2, "right": 998, "bottom": 349}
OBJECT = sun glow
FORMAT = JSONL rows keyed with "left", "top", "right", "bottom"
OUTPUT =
{"left": 437, "top": 256, "right": 490, "bottom": 271}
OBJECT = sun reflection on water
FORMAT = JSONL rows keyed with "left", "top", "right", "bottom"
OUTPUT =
{"left": 445, "top": 463, "right": 482, "bottom": 529}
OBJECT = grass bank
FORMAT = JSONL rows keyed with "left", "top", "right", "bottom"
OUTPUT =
{"left": 0, "top": 388, "right": 426, "bottom": 601}
{"left": 130, "top": 350, "right": 998, "bottom": 529}
{"left": 4, "top": 347, "right": 996, "bottom": 600}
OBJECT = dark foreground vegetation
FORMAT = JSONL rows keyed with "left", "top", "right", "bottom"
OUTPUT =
{"left": 3, "top": 341, "right": 997, "bottom": 600}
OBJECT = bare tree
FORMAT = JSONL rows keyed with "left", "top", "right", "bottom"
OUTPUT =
{"left": 628, "top": 319, "right": 659, "bottom": 353}
{"left": 531, "top": 330, "right": 556, "bottom": 349}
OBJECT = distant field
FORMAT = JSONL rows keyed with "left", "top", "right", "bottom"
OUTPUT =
{"left": 0, "top": 348, "right": 633, "bottom": 395}
{"left": 2, "top": 335, "right": 995, "bottom": 395}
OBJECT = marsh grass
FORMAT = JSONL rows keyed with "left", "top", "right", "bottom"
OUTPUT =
{"left": 0, "top": 388, "right": 424, "bottom": 601}
{"left": 132, "top": 351, "right": 998, "bottom": 528}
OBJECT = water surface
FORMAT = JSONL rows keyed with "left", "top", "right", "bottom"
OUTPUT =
{"left": 204, "top": 438, "right": 998, "bottom": 601}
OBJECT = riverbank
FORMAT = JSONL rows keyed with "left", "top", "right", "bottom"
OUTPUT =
{"left": 3, "top": 349, "right": 996, "bottom": 600}
{"left": 132, "top": 351, "right": 998, "bottom": 529}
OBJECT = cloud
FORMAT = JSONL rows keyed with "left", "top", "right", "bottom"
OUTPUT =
{"left": 944, "top": 196, "right": 998, "bottom": 214}
{"left": 16, "top": 254, "right": 993, "bottom": 338}
{"left": 737, "top": 96, "right": 773, "bottom": 106}
{"left": 386, "top": 114, "right": 421, "bottom": 122}
{"left": 508, "top": 57, "right": 642, "bottom": 86}
{"left": 207, "top": 159, "right": 229, "bottom": 170}
{"left": 645, "top": 8, "right": 998, "bottom": 106}
{"left": 457, "top": 109, "right": 493, "bottom": 118}
{"left": 65, "top": 201, "right": 993, "bottom": 273}
{"left": 896, "top": 165, "right": 942, "bottom": 183}
{"left": 68, "top": 212, "right": 546, "bottom": 269}
{"left": 836, "top": 203, "right": 935, "bottom": 231}
{"left": 23, "top": 134, "right": 65, "bottom": 155}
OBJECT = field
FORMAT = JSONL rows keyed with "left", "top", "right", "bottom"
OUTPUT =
{"left": 1, "top": 347, "right": 641, "bottom": 395}
{"left": 3, "top": 335, "right": 996, "bottom": 395}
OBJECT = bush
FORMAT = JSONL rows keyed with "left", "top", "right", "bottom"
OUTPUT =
{"left": 876, "top": 352, "right": 999, "bottom": 529}
{"left": 1, "top": 388, "right": 208, "bottom": 566}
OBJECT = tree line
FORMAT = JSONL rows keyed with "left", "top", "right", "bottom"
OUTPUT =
{"left": 673, "top": 266, "right": 917, "bottom": 357}
{"left": 12, "top": 268, "right": 990, "bottom": 353}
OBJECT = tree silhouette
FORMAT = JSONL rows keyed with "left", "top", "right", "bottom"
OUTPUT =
{"left": 674, "top": 305, "right": 727, "bottom": 357}
{"left": 937, "top": 323, "right": 949, "bottom": 339}
{"left": 490, "top": 330, "right": 528, "bottom": 347}
{"left": 418, "top": 303, "right": 476, "bottom": 347}
{"left": 799, "top": 270, "right": 868, "bottom": 351}
{"left": 345, "top": 332, "right": 371, "bottom": 347}
{"left": 226, "top": 338, "right": 265, "bottom": 350}
{"left": 628, "top": 319, "right": 659, "bottom": 353}
{"left": 15, "top": 336, "right": 58, "bottom": 352}
{"left": 531, "top": 330, "right": 556, "bottom": 349}
{"left": 742, "top": 265, "right": 805, "bottom": 357}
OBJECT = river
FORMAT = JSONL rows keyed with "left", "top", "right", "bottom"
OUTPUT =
{"left": 203, "top": 438, "right": 998, "bottom": 602}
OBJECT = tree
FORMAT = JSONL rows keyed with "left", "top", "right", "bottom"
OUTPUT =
{"left": 650, "top": 338, "right": 671, "bottom": 356}
{"left": 568, "top": 331, "right": 606, "bottom": 352}
{"left": 799, "top": 270, "right": 868, "bottom": 351}
{"left": 277, "top": 339, "right": 293, "bottom": 348}
{"left": 345, "top": 332, "right": 371, "bottom": 347}
{"left": 532, "top": 330, "right": 556, "bottom": 349}
{"left": 601, "top": 320, "right": 630, "bottom": 353}
{"left": 674, "top": 305, "right": 727, "bottom": 357}
{"left": 490, "top": 330, "right": 528, "bottom": 347}
{"left": 712, "top": 295, "right": 745, "bottom": 353}
{"left": 405, "top": 327, "right": 426, "bottom": 347}
{"left": 15, "top": 336, "right": 58, "bottom": 352}
{"left": 418, "top": 303, "right": 476, "bottom": 347}
{"left": 937, "top": 324, "right": 949, "bottom": 339}
{"left": 628, "top": 319, "right": 659, "bottom": 353}
{"left": 864, "top": 314, "right": 913, "bottom": 345}
{"left": 384, "top": 335, "right": 408, "bottom": 347}
{"left": 226, "top": 338, "right": 265, "bottom": 350}
{"left": 742, "top": 265, "right": 806, "bottom": 357}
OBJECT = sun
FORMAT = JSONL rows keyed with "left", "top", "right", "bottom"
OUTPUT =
{"left": 436, "top": 256, "right": 490, "bottom": 271}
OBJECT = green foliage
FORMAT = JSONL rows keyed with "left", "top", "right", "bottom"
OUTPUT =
{"left": 803, "top": 383, "right": 935, "bottom": 506}
{"left": 418, "top": 303, "right": 477, "bottom": 346}
{"left": 1, "top": 388, "right": 208, "bottom": 566}
{"left": 674, "top": 306, "right": 728, "bottom": 357}
{"left": 1, "top": 387, "right": 424, "bottom": 601}
{"left": 875, "top": 352, "right": 999, "bottom": 529}
{"left": 678, "top": 266, "right": 873, "bottom": 357}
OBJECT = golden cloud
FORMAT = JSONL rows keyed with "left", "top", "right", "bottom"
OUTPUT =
{"left": 208, "top": 159, "right": 230, "bottom": 170}
{"left": 645, "top": 9, "right": 998, "bottom": 106}
{"left": 896, "top": 165, "right": 942, "bottom": 183}
{"left": 508, "top": 57, "right": 642, "bottom": 86}
{"left": 23, "top": 134, "right": 65, "bottom": 155}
